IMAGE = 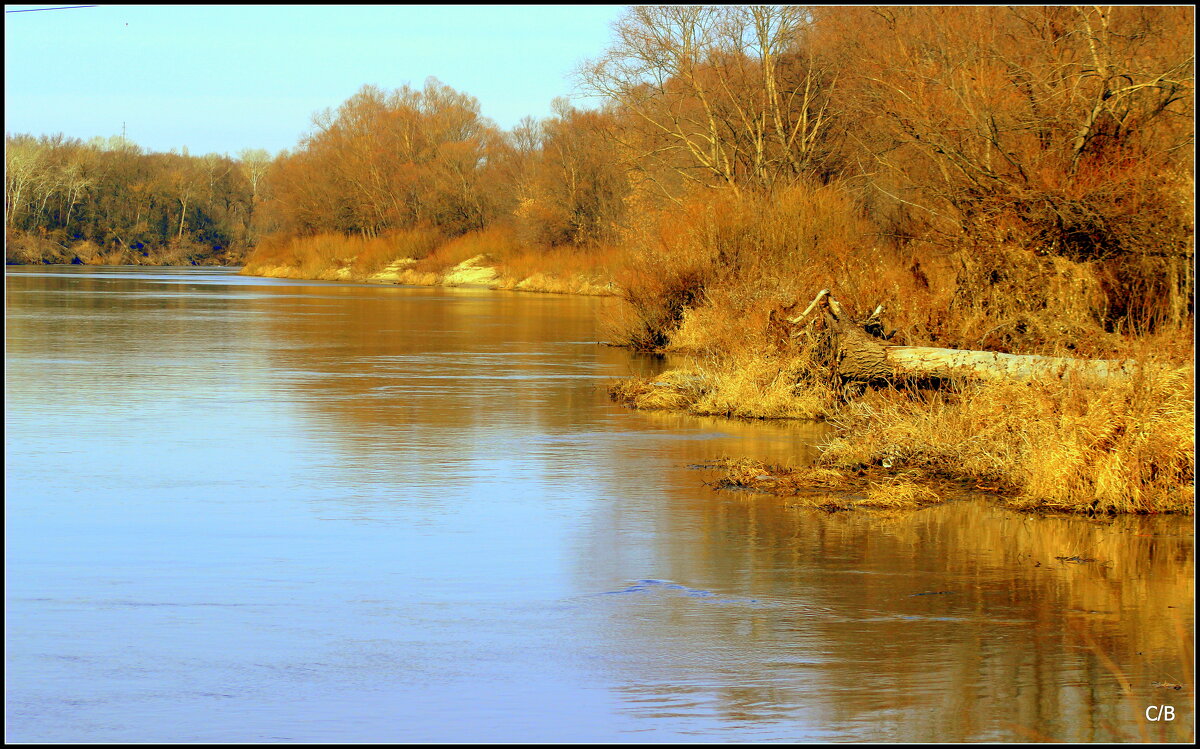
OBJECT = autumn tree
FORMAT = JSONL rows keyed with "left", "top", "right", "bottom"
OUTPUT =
{"left": 817, "top": 5, "right": 1194, "bottom": 329}
{"left": 580, "top": 5, "right": 841, "bottom": 198}
{"left": 510, "top": 100, "right": 629, "bottom": 248}
{"left": 266, "top": 79, "right": 503, "bottom": 239}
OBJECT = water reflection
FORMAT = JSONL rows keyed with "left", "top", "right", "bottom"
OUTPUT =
{"left": 5, "top": 267, "right": 1193, "bottom": 742}
{"left": 575, "top": 496, "right": 1192, "bottom": 742}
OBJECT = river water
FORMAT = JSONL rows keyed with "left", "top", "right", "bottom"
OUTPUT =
{"left": 5, "top": 266, "right": 1193, "bottom": 742}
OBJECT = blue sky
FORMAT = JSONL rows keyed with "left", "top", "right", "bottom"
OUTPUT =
{"left": 4, "top": 4, "right": 625, "bottom": 156}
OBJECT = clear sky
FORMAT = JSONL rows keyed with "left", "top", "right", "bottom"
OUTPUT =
{"left": 4, "top": 4, "right": 626, "bottom": 156}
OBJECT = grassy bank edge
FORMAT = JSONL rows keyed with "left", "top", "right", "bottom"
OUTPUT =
{"left": 239, "top": 229, "right": 619, "bottom": 297}
{"left": 241, "top": 256, "right": 617, "bottom": 297}
{"left": 609, "top": 356, "right": 1196, "bottom": 517}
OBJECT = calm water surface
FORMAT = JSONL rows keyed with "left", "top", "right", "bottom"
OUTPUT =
{"left": 5, "top": 266, "right": 1193, "bottom": 742}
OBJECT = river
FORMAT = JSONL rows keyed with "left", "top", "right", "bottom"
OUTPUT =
{"left": 5, "top": 266, "right": 1193, "bottom": 742}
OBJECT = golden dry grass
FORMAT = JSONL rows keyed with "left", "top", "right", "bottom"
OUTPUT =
{"left": 242, "top": 228, "right": 448, "bottom": 280}
{"left": 820, "top": 364, "right": 1195, "bottom": 514}
{"left": 494, "top": 244, "right": 620, "bottom": 296}
{"left": 718, "top": 457, "right": 851, "bottom": 491}
{"left": 409, "top": 226, "right": 515, "bottom": 274}
{"left": 609, "top": 369, "right": 707, "bottom": 412}
{"left": 355, "top": 227, "right": 444, "bottom": 275}
{"left": 608, "top": 347, "right": 839, "bottom": 421}
{"left": 603, "top": 182, "right": 897, "bottom": 350}
{"left": 241, "top": 227, "right": 620, "bottom": 295}
{"left": 612, "top": 337, "right": 1194, "bottom": 515}
{"left": 688, "top": 352, "right": 837, "bottom": 420}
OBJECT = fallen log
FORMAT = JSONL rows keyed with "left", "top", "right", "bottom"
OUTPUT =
{"left": 786, "top": 289, "right": 1142, "bottom": 385}
{"left": 882, "top": 345, "right": 1139, "bottom": 383}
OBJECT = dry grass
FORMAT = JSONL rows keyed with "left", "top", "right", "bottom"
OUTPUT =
{"left": 718, "top": 457, "right": 851, "bottom": 491}
{"left": 609, "top": 346, "right": 839, "bottom": 421}
{"left": 242, "top": 229, "right": 445, "bottom": 280}
{"left": 598, "top": 178, "right": 1193, "bottom": 516}
{"left": 603, "top": 183, "right": 896, "bottom": 350}
{"left": 387, "top": 267, "right": 442, "bottom": 286}
{"left": 240, "top": 226, "right": 621, "bottom": 295}
{"left": 354, "top": 227, "right": 444, "bottom": 275}
{"left": 609, "top": 369, "right": 707, "bottom": 412}
{"left": 613, "top": 338, "right": 1194, "bottom": 515}
{"left": 860, "top": 475, "right": 944, "bottom": 509}
{"left": 820, "top": 364, "right": 1195, "bottom": 515}
{"left": 5, "top": 230, "right": 71, "bottom": 264}
{"left": 243, "top": 232, "right": 350, "bottom": 279}
{"left": 494, "top": 244, "right": 620, "bottom": 296}
{"left": 688, "top": 351, "right": 837, "bottom": 420}
{"left": 410, "top": 226, "right": 516, "bottom": 274}
{"left": 603, "top": 168, "right": 1192, "bottom": 359}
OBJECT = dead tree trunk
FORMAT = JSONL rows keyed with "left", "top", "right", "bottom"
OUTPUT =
{"left": 783, "top": 290, "right": 1142, "bottom": 385}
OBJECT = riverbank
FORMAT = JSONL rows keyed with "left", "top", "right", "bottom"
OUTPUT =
{"left": 610, "top": 348, "right": 1195, "bottom": 516}
{"left": 234, "top": 221, "right": 1194, "bottom": 517}
{"left": 596, "top": 182, "right": 1193, "bottom": 517}
{"left": 5, "top": 230, "right": 243, "bottom": 267}
{"left": 239, "top": 228, "right": 618, "bottom": 296}
{"left": 245, "top": 253, "right": 617, "bottom": 296}
{"left": 238, "top": 224, "right": 1194, "bottom": 516}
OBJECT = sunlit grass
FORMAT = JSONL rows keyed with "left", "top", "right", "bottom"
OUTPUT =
{"left": 241, "top": 227, "right": 619, "bottom": 294}
{"left": 819, "top": 365, "right": 1195, "bottom": 515}
{"left": 609, "top": 347, "right": 838, "bottom": 421}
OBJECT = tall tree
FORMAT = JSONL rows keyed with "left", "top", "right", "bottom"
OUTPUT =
{"left": 580, "top": 6, "right": 839, "bottom": 197}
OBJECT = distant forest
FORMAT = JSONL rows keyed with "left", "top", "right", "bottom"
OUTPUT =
{"left": 6, "top": 6, "right": 1193, "bottom": 339}
{"left": 5, "top": 134, "right": 266, "bottom": 266}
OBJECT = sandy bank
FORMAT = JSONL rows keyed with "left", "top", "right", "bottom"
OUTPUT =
{"left": 243, "top": 253, "right": 617, "bottom": 296}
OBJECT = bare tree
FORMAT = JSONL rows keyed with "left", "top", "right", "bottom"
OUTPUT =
{"left": 60, "top": 155, "right": 93, "bottom": 231}
{"left": 826, "top": 6, "right": 1193, "bottom": 259}
{"left": 5, "top": 136, "right": 52, "bottom": 229}
{"left": 579, "top": 6, "right": 837, "bottom": 198}
{"left": 237, "top": 148, "right": 272, "bottom": 204}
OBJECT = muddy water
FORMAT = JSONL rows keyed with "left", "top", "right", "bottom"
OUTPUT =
{"left": 5, "top": 266, "right": 1193, "bottom": 742}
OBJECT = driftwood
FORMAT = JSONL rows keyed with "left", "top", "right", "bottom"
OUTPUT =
{"left": 782, "top": 289, "right": 1141, "bottom": 385}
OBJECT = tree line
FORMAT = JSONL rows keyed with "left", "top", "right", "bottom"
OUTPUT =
{"left": 7, "top": 6, "right": 1193, "bottom": 341}
{"left": 5, "top": 133, "right": 269, "bottom": 265}
{"left": 259, "top": 5, "right": 1193, "bottom": 339}
{"left": 259, "top": 79, "right": 628, "bottom": 250}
